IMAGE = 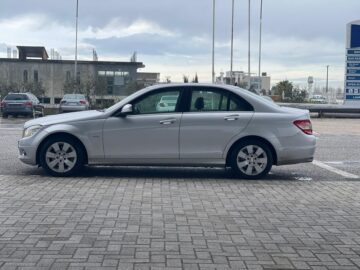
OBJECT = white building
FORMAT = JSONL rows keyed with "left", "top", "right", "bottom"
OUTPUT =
{"left": 216, "top": 71, "right": 271, "bottom": 94}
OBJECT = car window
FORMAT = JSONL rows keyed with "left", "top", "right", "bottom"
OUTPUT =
{"left": 189, "top": 88, "right": 253, "bottom": 112}
{"left": 4, "top": 94, "right": 29, "bottom": 101}
{"left": 132, "top": 90, "right": 180, "bottom": 114}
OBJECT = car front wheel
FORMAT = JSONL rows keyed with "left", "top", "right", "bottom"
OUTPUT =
{"left": 229, "top": 140, "right": 273, "bottom": 179}
{"left": 40, "top": 136, "right": 85, "bottom": 177}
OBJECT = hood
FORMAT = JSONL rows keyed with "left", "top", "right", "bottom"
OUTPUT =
{"left": 24, "top": 110, "right": 106, "bottom": 128}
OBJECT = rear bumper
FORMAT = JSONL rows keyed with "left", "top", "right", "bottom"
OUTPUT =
{"left": 276, "top": 134, "right": 316, "bottom": 166}
{"left": 59, "top": 105, "right": 87, "bottom": 112}
{"left": 2, "top": 107, "right": 32, "bottom": 114}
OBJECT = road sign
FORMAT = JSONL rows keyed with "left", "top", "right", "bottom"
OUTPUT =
{"left": 347, "top": 63, "right": 360, "bottom": 68}
{"left": 347, "top": 76, "right": 360, "bottom": 80}
{"left": 345, "top": 20, "right": 360, "bottom": 103}
{"left": 347, "top": 69, "right": 360, "bottom": 74}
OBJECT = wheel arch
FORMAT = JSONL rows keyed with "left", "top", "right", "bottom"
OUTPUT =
{"left": 225, "top": 135, "right": 278, "bottom": 166}
{"left": 36, "top": 132, "right": 89, "bottom": 165}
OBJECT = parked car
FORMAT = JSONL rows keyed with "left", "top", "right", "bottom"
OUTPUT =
{"left": 18, "top": 84, "right": 316, "bottom": 178}
{"left": 309, "top": 95, "right": 327, "bottom": 104}
{"left": 156, "top": 95, "right": 179, "bottom": 112}
{"left": 59, "top": 94, "right": 89, "bottom": 113}
{"left": 1, "top": 92, "right": 43, "bottom": 118}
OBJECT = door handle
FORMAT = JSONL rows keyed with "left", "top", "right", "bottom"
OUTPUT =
{"left": 224, "top": 115, "right": 239, "bottom": 121}
{"left": 160, "top": 119, "right": 176, "bottom": 125}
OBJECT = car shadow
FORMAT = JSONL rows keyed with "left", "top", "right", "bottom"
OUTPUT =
{"left": 72, "top": 166, "right": 300, "bottom": 182}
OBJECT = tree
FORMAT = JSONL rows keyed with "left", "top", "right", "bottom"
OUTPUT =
{"left": 192, "top": 73, "right": 199, "bottom": 83}
{"left": 291, "top": 88, "right": 307, "bottom": 103}
{"left": 274, "top": 80, "right": 293, "bottom": 99}
{"left": 183, "top": 75, "right": 189, "bottom": 83}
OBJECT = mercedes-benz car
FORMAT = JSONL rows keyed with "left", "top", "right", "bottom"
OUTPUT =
{"left": 18, "top": 84, "right": 316, "bottom": 179}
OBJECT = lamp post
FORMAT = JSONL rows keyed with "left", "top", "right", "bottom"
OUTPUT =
{"left": 247, "top": 0, "right": 251, "bottom": 89}
{"left": 74, "top": 0, "right": 79, "bottom": 87}
{"left": 230, "top": 0, "right": 235, "bottom": 85}
{"left": 258, "top": 0, "right": 263, "bottom": 93}
{"left": 212, "top": 0, "right": 216, "bottom": 83}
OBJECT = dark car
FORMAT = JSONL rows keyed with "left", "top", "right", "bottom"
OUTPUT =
{"left": 0, "top": 93, "right": 44, "bottom": 118}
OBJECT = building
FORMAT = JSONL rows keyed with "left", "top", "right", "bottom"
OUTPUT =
{"left": 0, "top": 46, "right": 147, "bottom": 104}
{"left": 217, "top": 71, "right": 271, "bottom": 93}
{"left": 137, "top": 72, "right": 160, "bottom": 87}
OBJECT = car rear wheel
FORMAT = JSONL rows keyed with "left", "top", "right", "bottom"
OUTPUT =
{"left": 229, "top": 140, "right": 273, "bottom": 179}
{"left": 39, "top": 136, "right": 85, "bottom": 177}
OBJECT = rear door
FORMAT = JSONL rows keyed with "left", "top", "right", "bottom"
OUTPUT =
{"left": 179, "top": 86, "right": 254, "bottom": 159}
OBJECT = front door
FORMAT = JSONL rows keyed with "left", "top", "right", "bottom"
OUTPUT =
{"left": 103, "top": 88, "right": 182, "bottom": 160}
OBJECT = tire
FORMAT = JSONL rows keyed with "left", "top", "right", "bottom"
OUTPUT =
{"left": 2, "top": 113, "right": 8, "bottom": 118}
{"left": 229, "top": 139, "right": 273, "bottom": 179}
{"left": 39, "top": 136, "right": 85, "bottom": 177}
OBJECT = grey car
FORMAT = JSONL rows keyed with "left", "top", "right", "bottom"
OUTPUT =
{"left": 59, "top": 94, "right": 89, "bottom": 113}
{"left": 18, "top": 84, "right": 316, "bottom": 178}
{"left": 1, "top": 92, "right": 43, "bottom": 118}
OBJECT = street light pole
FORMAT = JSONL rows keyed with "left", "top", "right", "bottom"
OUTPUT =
{"left": 247, "top": 0, "right": 251, "bottom": 90}
{"left": 326, "top": 65, "right": 329, "bottom": 93}
{"left": 212, "top": 0, "right": 216, "bottom": 83}
{"left": 230, "top": 0, "right": 235, "bottom": 85}
{"left": 258, "top": 0, "right": 263, "bottom": 93}
{"left": 74, "top": 0, "right": 79, "bottom": 87}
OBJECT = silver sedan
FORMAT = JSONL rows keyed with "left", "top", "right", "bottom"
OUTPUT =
{"left": 18, "top": 84, "right": 316, "bottom": 179}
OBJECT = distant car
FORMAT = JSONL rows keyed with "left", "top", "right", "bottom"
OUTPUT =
{"left": 18, "top": 84, "right": 316, "bottom": 179}
{"left": 309, "top": 95, "right": 327, "bottom": 104}
{"left": 0, "top": 92, "right": 43, "bottom": 118}
{"left": 156, "top": 95, "right": 179, "bottom": 112}
{"left": 59, "top": 94, "right": 89, "bottom": 113}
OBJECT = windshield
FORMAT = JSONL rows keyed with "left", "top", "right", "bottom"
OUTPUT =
{"left": 63, "top": 94, "right": 85, "bottom": 100}
{"left": 4, "top": 94, "right": 29, "bottom": 101}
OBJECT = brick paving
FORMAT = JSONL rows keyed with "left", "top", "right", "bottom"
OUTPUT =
{"left": 1, "top": 175, "right": 360, "bottom": 269}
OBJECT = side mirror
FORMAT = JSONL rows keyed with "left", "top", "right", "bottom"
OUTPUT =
{"left": 118, "top": 104, "right": 133, "bottom": 116}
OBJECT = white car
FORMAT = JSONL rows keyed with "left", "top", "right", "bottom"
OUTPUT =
{"left": 156, "top": 95, "right": 179, "bottom": 112}
{"left": 18, "top": 84, "right": 316, "bottom": 179}
{"left": 309, "top": 95, "right": 327, "bottom": 104}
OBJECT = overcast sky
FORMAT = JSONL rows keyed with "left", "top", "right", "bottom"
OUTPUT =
{"left": 1, "top": 0, "right": 359, "bottom": 87}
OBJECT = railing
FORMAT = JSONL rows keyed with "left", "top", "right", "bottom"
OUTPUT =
{"left": 278, "top": 103, "right": 360, "bottom": 117}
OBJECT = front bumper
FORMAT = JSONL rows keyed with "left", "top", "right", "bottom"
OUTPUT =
{"left": 18, "top": 143, "right": 37, "bottom": 165}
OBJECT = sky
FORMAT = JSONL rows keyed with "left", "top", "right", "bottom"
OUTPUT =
{"left": 0, "top": 0, "right": 359, "bottom": 88}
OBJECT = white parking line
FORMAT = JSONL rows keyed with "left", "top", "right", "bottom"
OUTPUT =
{"left": 313, "top": 160, "right": 360, "bottom": 179}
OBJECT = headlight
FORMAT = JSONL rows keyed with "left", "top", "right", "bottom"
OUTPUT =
{"left": 23, "top": 125, "right": 42, "bottom": 138}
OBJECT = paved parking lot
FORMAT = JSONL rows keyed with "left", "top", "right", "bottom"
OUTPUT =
{"left": 0, "top": 117, "right": 360, "bottom": 269}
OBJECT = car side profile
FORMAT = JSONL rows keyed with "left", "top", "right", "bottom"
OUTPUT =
{"left": 18, "top": 84, "right": 316, "bottom": 179}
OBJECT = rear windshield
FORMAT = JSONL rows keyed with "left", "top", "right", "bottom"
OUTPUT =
{"left": 4, "top": 94, "right": 29, "bottom": 101}
{"left": 63, "top": 94, "right": 85, "bottom": 99}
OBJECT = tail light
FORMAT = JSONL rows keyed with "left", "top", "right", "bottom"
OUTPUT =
{"left": 0, "top": 102, "right": 5, "bottom": 108}
{"left": 25, "top": 101, "right": 33, "bottom": 107}
{"left": 79, "top": 100, "right": 86, "bottom": 105}
{"left": 294, "top": 119, "right": 313, "bottom": 135}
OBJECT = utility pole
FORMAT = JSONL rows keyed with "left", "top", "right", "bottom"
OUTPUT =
{"left": 230, "top": 0, "right": 235, "bottom": 85}
{"left": 247, "top": 0, "right": 251, "bottom": 89}
{"left": 74, "top": 0, "right": 79, "bottom": 87}
{"left": 212, "top": 0, "right": 216, "bottom": 83}
{"left": 258, "top": 0, "right": 263, "bottom": 93}
{"left": 326, "top": 65, "right": 329, "bottom": 93}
